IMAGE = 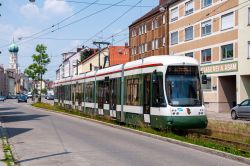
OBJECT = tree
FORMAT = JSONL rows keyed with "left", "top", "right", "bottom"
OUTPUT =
{"left": 24, "top": 44, "right": 50, "bottom": 102}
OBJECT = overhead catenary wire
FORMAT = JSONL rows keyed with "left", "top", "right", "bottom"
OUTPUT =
{"left": 0, "top": 0, "right": 101, "bottom": 49}
{"left": 51, "top": 0, "right": 126, "bottom": 33}
{"left": 57, "top": 0, "right": 154, "bottom": 8}
{"left": 82, "top": 0, "right": 143, "bottom": 48}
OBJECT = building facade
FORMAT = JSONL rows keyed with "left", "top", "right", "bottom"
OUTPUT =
{"left": 129, "top": 0, "right": 250, "bottom": 112}
{"left": 77, "top": 46, "right": 129, "bottom": 74}
{"left": 237, "top": 0, "right": 250, "bottom": 104}
{"left": 129, "top": 0, "right": 170, "bottom": 61}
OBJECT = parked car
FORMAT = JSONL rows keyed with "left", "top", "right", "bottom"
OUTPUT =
{"left": 17, "top": 94, "right": 28, "bottom": 103}
{"left": 7, "top": 95, "right": 17, "bottom": 99}
{"left": 27, "top": 92, "right": 33, "bottom": 99}
{"left": 46, "top": 94, "right": 54, "bottom": 100}
{"left": 231, "top": 99, "right": 250, "bottom": 120}
{"left": 0, "top": 96, "right": 6, "bottom": 102}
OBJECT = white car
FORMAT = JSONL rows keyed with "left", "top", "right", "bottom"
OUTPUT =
{"left": 27, "top": 92, "right": 33, "bottom": 99}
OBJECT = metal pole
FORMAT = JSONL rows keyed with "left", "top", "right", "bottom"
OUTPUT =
{"left": 93, "top": 41, "right": 110, "bottom": 69}
{"left": 98, "top": 44, "right": 101, "bottom": 68}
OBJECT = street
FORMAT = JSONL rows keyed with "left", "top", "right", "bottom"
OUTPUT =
{"left": 0, "top": 100, "right": 247, "bottom": 166}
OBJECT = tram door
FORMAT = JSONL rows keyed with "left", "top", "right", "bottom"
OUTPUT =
{"left": 143, "top": 74, "right": 151, "bottom": 123}
{"left": 110, "top": 79, "right": 117, "bottom": 117}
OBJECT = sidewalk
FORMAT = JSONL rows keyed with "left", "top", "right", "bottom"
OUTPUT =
{"left": 0, "top": 122, "right": 6, "bottom": 166}
{"left": 207, "top": 111, "right": 250, "bottom": 124}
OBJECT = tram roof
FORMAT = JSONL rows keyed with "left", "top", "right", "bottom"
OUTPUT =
{"left": 55, "top": 55, "right": 199, "bottom": 84}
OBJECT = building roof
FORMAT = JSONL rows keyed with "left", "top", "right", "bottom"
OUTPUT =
{"left": 129, "top": 0, "right": 179, "bottom": 27}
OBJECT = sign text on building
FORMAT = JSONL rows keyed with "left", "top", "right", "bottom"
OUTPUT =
{"left": 200, "top": 61, "right": 238, "bottom": 74}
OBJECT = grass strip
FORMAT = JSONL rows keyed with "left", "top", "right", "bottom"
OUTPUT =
{"left": 32, "top": 102, "right": 250, "bottom": 158}
{"left": 2, "top": 137, "right": 15, "bottom": 166}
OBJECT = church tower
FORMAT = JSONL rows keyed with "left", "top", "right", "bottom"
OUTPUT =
{"left": 8, "top": 43, "right": 19, "bottom": 73}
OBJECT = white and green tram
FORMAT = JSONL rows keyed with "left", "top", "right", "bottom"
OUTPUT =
{"left": 54, "top": 55, "right": 208, "bottom": 129}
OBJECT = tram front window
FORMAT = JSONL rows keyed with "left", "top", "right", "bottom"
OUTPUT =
{"left": 166, "top": 66, "right": 202, "bottom": 107}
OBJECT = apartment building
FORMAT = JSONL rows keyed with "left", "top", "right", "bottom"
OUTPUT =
{"left": 129, "top": 0, "right": 173, "bottom": 61}
{"left": 129, "top": 0, "right": 250, "bottom": 112}
{"left": 168, "top": 0, "right": 250, "bottom": 112}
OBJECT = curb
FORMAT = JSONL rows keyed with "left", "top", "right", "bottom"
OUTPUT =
{"left": 0, "top": 121, "right": 15, "bottom": 166}
{"left": 31, "top": 105, "right": 250, "bottom": 165}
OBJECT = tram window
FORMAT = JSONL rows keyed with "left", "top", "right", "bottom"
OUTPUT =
{"left": 127, "top": 79, "right": 132, "bottom": 105}
{"left": 86, "top": 82, "right": 94, "bottom": 103}
{"left": 116, "top": 78, "right": 121, "bottom": 105}
{"left": 126, "top": 78, "right": 140, "bottom": 106}
{"left": 104, "top": 81, "right": 109, "bottom": 104}
{"left": 97, "top": 81, "right": 104, "bottom": 108}
{"left": 152, "top": 73, "right": 166, "bottom": 107}
{"left": 76, "top": 83, "right": 82, "bottom": 105}
{"left": 133, "top": 79, "right": 139, "bottom": 104}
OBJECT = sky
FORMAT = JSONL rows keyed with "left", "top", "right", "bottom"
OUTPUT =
{"left": 0, "top": 0, "right": 158, "bottom": 80}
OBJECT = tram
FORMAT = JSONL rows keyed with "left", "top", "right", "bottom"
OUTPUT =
{"left": 54, "top": 55, "right": 208, "bottom": 129}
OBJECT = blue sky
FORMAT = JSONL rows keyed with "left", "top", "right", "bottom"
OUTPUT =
{"left": 0, "top": 0, "right": 158, "bottom": 80}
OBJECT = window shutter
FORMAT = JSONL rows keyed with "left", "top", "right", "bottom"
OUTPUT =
{"left": 221, "top": 12, "right": 234, "bottom": 30}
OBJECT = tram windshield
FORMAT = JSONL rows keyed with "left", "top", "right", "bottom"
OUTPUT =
{"left": 166, "top": 66, "right": 202, "bottom": 107}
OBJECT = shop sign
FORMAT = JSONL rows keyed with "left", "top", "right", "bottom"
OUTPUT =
{"left": 200, "top": 61, "right": 238, "bottom": 74}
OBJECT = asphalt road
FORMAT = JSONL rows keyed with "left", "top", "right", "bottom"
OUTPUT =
{"left": 0, "top": 99, "right": 248, "bottom": 166}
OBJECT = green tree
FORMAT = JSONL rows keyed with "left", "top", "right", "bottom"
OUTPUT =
{"left": 24, "top": 44, "right": 50, "bottom": 102}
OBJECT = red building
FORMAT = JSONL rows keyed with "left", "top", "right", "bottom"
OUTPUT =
{"left": 109, "top": 46, "right": 129, "bottom": 66}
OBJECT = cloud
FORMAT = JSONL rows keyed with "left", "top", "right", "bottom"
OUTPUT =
{"left": 20, "top": 3, "right": 41, "bottom": 19}
{"left": 0, "top": 24, "right": 15, "bottom": 36}
{"left": 19, "top": 0, "right": 72, "bottom": 20}
{"left": 43, "top": 0, "right": 72, "bottom": 15}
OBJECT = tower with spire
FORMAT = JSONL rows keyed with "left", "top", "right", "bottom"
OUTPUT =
{"left": 8, "top": 42, "right": 19, "bottom": 73}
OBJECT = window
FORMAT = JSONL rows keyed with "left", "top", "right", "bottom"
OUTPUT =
{"left": 152, "top": 73, "right": 166, "bottom": 107}
{"left": 131, "top": 47, "right": 137, "bottom": 55}
{"left": 221, "top": 44, "right": 233, "bottom": 60}
{"left": 152, "top": 18, "right": 158, "bottom": 30}
{"left": 163, "top": 37, "right": 166, "bottom": 46}
{"left": 126, "top": 78, "right": 140, "bottom": 106}
{"left": 139, "top": 24, "right": 146, "bottom": 35}
{"left": 185, "top": 26, "right": 193, "bottom": 41}
{"left": 201, "top": 20, "right": 211, "bottom": 36}
{"left": 248, "top": 8, "right": 250, "bottom": 25}
{"left": 152, "top": 39, "right": 158, "bottom": 50}
{"left": 185, "top": 52, "right": 193, "bottom": 57}
{"left": 202, "top": 0, "right": 212, "bottom": 8}
{"left": 201, "top": 48, "right": 211, "bottom": 63}
{"left": 221, "top": 12, "right": 234, "bottom": 30}
{"left": 185, "top": 0, "right": 194, "bottom": 15}
{"left": 171, "top": 31, "right": 178, "bottom": 45}
{"left": 163, "top": 15, "right": 165, "bottom": 24}
{"left": 248, "top": 41, "right": 250, "bottom": 59}
{"left": 201, "top": 77, "right": 211, "bottom": 91}
{"left": 171, "top": 7, "right": 178, "bottom": 21}
{"left": 131, "top": 29, "right": 136, "bottom": 37}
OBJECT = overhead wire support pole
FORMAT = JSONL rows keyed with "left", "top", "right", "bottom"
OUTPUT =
{"left": 93, "top": 41, "right": 110, "bottom": 69}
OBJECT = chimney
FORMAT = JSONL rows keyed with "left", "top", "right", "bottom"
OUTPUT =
{"left": 159, "top": 0, "right": 165, "bottom": 5}
{"left": 125, "top": 42, "right": 129, "bottom": 48}
{"left": 77, "top": 48, "right": 82, "bottom": 53}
